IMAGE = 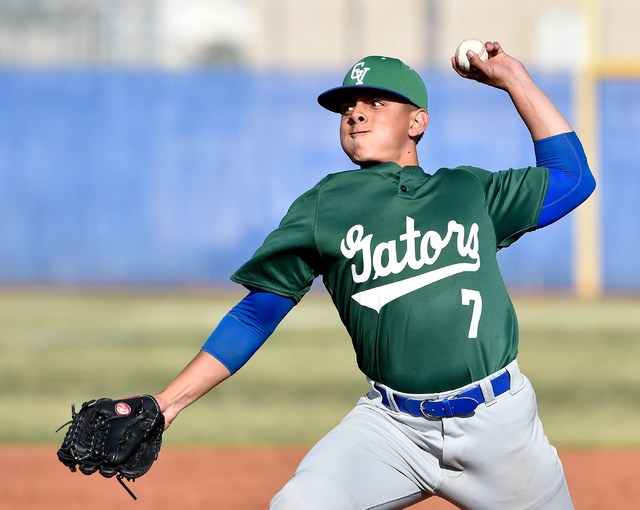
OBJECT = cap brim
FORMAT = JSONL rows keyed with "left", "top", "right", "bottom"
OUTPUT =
{"left": 317, "top": 85, "right": 412, "bottom": 113}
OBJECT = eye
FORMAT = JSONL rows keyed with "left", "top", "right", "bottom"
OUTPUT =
{"left": 368, "top": 98, "right": 387, "bottom": 108}
{"left": 341, "top": 104, "right": 355, "bottom": 115}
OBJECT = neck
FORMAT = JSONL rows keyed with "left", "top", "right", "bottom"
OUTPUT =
{"left": 360, "top": 151, "right": 420, "bottom": 169}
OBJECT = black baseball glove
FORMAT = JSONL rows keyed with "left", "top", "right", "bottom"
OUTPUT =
{"left": 56, "top": 395, "right": 165, "bottom": 500}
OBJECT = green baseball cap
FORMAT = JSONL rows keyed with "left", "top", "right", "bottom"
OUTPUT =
{"left": 317, "top": 56, "right": 428, "bottom": 113}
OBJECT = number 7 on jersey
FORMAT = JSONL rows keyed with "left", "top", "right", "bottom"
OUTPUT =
{"left": 461, "top": 289, "right": 482, "bottom": 338}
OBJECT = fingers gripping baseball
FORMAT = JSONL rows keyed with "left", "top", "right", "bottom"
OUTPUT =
{"left": 452, "top": 40, "right": 529, "bottom": 90}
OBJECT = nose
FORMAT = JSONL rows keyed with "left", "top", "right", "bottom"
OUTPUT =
{"left": 348, "top": 102, "right": 367, "bottom": 124}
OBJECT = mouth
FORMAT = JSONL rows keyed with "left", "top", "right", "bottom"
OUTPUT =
{"left": 350, "top": 130, "right": 369, "bottom": 137}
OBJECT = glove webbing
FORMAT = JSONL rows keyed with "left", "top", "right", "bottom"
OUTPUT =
{"left": 56, "top": 405, "right": 141, "bottom": 501}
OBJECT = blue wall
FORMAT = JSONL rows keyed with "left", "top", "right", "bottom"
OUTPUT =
{"left": 0, "top": 69, "right": 637, "bottom": 290}
{"left": 600, "top": 80, "right": 640, "bottom": 290}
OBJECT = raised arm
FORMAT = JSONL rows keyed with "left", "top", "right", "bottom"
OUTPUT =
{"left": 452, "top": 41, "right": 595, "bottom": 227}
{"left": 452, "top": 41, "right": 572, "bottom": 142}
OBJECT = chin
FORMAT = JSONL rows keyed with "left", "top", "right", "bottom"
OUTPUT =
{"left": 349, "top": 155, "right": 369, "bottom": 166}
{"left": 349, "top": 151, "right": 376, "bottom": 165}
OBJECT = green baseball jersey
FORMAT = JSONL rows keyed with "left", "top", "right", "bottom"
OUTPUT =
{"left": 231, "top": 162, "right": 549, "bottom": 393}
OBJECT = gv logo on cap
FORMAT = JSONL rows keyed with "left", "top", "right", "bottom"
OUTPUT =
{"left": 351, "top": 62, "right": 370, "bottom": 85}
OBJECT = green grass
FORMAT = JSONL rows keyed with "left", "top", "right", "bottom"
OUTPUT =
{"left": 515, "top": 297, "right": 640, "bottom": 448}
{"left": 2, "top": 289, "right": 640, "bottom": 448}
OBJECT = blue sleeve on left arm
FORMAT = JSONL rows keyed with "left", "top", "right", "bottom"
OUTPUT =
{"left": 201, "top": 289, "right": 295, "bottom": 374}
{"left": 536, "top": 132, "right": 596, "bottom": 228}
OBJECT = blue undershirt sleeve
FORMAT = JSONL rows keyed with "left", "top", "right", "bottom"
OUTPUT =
{"left": 535, "top": 131, "right": 596, "bottom": 228}
{"left": 201, "top": 289, "right": 296, "bottom": 374}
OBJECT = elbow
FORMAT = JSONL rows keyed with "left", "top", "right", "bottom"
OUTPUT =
{"left": 580, "top": 163, "right": 597, "bottom": 204}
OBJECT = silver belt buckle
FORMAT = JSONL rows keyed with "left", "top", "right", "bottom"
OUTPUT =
{"left": 419, "top": 393, "right": 459, "bottom": 419}
{"left": 419, "top": 399, "right": 438, "bottom": 419}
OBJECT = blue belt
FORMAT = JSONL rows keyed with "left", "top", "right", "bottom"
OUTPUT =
{"left": 375, "top": 370, "right": 511, "bottom": 418}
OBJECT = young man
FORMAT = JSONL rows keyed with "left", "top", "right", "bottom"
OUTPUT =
{"left": 155, "top": 42, "right": 595, "bottom": 509}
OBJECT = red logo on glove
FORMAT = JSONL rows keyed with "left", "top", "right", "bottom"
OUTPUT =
{"left": 115, "top": 403, "right": 131, "bottom": 416}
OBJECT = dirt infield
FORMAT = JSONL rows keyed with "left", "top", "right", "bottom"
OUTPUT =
{"left": 2, "top": 447, "right": 639, "bottom": 509}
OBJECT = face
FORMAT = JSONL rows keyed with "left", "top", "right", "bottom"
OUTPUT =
{"left": 339, "top": 92, "right": 428, "bottom": 168}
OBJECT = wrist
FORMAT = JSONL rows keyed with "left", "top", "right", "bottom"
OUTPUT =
{"left": 152, "top": 392, "right": 174, "bottom": 427}
{"left": 503, "top": 71, "right": 535, "bottom": 96}
{"left": 152, "top": 391, "right": 185, "bottom": 429}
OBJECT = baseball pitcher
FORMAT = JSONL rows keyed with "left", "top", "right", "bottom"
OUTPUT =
{"left": 71, "top": 41, "right": 596, "bottom": 509}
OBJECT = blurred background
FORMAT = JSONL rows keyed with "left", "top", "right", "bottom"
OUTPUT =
{"left": 2, "top": 0, "right": 640, "bottom": 450}
{"left": 1, "top": 0, "right": 639, "bottom": 293}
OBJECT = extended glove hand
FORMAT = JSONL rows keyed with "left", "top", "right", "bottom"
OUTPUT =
{"left": 56, "top": 395, "right": 165, "bottom": 500}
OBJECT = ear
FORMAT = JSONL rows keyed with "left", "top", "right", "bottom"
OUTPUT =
{"left": 409, "top": 109, "right": 429, "bottom": 137}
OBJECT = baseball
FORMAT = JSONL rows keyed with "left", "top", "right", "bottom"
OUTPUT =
{"left": 455, "top": 38, "right": 488, "bottom": 72}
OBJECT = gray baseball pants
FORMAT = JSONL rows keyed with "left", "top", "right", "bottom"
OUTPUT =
{"left": 270, "top": 360, "right": 573, "bottom": 510}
